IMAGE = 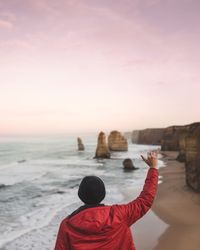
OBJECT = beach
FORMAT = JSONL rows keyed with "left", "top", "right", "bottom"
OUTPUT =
{"left": 124, "top": 151, "right": 200, "bottom": 250}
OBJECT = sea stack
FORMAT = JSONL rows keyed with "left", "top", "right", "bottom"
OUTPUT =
{"left": 108, "top": 131, "right": 128, "bottom": 151}
{"left": 77, "top": 137, "right": 85, "bottom": 151}
{"left": 95, "top": 132, "right": 110, "bottom": 159}
{"left": 123, "top": 158, "right": 138, "bottom": 171}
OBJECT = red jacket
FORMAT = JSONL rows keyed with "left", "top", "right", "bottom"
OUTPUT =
{"left": 55, "top": 168, "right": 158, "bottom": 250}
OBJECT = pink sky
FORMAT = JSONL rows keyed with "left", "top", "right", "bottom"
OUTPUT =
{"left": 0, "top": 0, "right": 200, "bottom": 135}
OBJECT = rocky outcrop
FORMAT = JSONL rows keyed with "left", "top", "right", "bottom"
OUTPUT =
{"left": 77, "top": 137, "right": 85, "bottom": 151}
{"left": 108, "top": 131, "right": 128, "bottom": 151}
{"left": 123, "top": 158, "right": 138, "bottom": 171}
{"left": 95, "top": 132, "right": 110, "bottom": 158}
{"left": 185, "top": 123, "right": 200, "bottom": 192}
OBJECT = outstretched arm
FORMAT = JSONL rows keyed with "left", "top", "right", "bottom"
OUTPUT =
{"left": 115, "top": 152, "right": 159, "bottom": 227}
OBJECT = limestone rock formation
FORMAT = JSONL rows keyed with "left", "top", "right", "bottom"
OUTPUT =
{"left": 161, "top": 125, "right": 190, "bottom": 151}
{"left": 123, "top": 158, "right": 138, "bottom": 171}
{"left": 176, "top": 135, "right": 187, "bottom": 162}
{"left": 184, "top": 123, "right": 200, "bottom": 192}
{"left": 108, "top": 131, "right": 128, "bottom": 151}
{"left": 77, "top": 137, "right": 85, "bottom": 151}
{"left": 130, "top": 122, "right": 200, "bottom": 192}
{"left": 95, "top": 132, "right": 110, "bottom": 158}
{"left": 176, "top": 123, "right": 200, "bottom": 162}
{"left": 138, "top": 128, "right": 164, "bottom": 145}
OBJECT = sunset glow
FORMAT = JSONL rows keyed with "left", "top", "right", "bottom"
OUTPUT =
{"left": 0, "top": 0, "right": 200, "bottom": 135}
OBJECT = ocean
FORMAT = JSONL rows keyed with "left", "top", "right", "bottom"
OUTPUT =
{"left": 0, "top": 134, "right": 163, "bottom": 249}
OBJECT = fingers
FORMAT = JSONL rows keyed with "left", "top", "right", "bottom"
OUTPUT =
{"left": 141, "top": 155, "right": 150, "bottom": 165}
{"left": 141, "top": 155, "right": 148, "bottom": 164}
{"left": 149, "top": 151, "right": 157, "bottom": 158}
{"left": 141, "top": 151, "right": 158, "bottom": 167}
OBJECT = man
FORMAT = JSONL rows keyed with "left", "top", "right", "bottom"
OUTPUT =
{"left": 55, "top": 152, "right": 158, "bottom": 250}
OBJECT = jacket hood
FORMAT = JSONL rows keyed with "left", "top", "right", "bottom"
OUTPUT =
{"left": 68, "top": 206, "right": 114, "bottom": 234}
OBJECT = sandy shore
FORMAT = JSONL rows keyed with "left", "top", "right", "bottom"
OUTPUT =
{"left": 152, "top": 151, "right": 200, "bottom": 250}
{"left": 126, "top": 151, "right": 200, "bottom": 250}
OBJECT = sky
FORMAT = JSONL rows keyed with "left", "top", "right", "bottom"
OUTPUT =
{"left": 0, "top": 0, "right": 200, "bottom": 135}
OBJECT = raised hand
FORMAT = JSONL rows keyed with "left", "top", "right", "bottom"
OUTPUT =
{"left": 141, "top": 151, "right": 158, "bottom": 169}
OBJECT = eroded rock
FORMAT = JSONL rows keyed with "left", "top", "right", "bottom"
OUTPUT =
{"left": 77, "top": 137, "right": 85, "bottom": 151}
{"left": 95, "top": 132, "right": 110, "bottom": 158}
{"left": 185, "top": 123, "right": 200, "bottom": 192}
{"left": 108, "top": 131, "right": 128, "bottom": 151}
{"left": 123, "top": 158, "right": 138, "bottom": 171}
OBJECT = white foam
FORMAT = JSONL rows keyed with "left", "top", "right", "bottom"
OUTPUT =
{"left": 0, "top": 190, "right": 76, "bottom": 248}
{"left": 111, "top": 144, "right": 161, "bottom": 160}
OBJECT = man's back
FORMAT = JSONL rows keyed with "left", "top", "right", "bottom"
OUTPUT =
{"left": 55, "top": 167, "right": 158, "bottom": 250}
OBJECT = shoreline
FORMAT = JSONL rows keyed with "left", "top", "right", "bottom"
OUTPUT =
{"left": 152, "top": 151, "right": 200, "bottom": 250}
{"left": 127, "top": 151, "right": 200, "bottom": 250}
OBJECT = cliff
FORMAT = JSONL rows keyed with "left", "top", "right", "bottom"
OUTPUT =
{"left": 131, "top": 122, "right": 200, "bottom": 192}
{"left": 161, "top": 123, "right": 200, "bottom": 152}
{"left": 161, "top": 126, "right": 182, "bottom": 151}
{"left": 185, "top": 123, "right": 200, "bottom": 192}
{"left": 131, "top": 128, "right": 164, "bottom": 145}
{"left": 108, "top": 131, "right": 128, "bottom": 151}
{"left": 137, "top": 128, "right": 164, "bottom": 145}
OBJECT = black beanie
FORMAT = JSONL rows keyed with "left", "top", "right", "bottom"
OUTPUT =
{"left": 78, "top": 176, "right": 106, "bottom": 205}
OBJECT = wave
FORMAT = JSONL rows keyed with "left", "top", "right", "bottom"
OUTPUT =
{"left": 0, "top": 192, "right": 78, "bottom": 249}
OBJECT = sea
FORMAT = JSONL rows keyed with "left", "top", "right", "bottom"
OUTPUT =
{"left": 0, "top": 134, "right": 163, "bottom": 249}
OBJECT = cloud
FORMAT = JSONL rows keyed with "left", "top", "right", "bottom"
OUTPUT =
{"left": 0, "top": 19, "right": 13, "bottom": 29}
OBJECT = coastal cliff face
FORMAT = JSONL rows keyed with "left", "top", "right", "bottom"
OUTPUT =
{"left": 130, "top": 122, "right": 200, "bottom": 192}
{"left": 170, "top": 123, "right": 200, "bottom": 162}
{"left": 185, "top": 124, "right": 200, "bottom": 192}
{"left": 95, "top": 132, "right": 110, "bottom": 158}
{"left": 176, "top": 135, "right": 187, "bottom": 162}
{"left": 131, "top": 129, "right": 164, "bottom": 145}
{"left": 108, "top": 131, "right": 128, "bottom": 151}
{"left": 137, "top": 128, "right": 164, "bottom": 145}
{"left": 161, "top": 126, "right": 184, "bottom": 151}
{"left": 160, "top": 122, "right": 200, "bottom": 192}
{"left": 77, "top": 137, "right": 85, "bottom": 151}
